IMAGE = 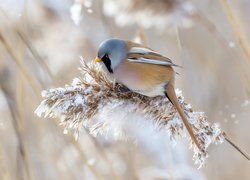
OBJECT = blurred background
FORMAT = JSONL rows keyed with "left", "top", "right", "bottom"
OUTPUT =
{"left": 0, "top": 0, "right": 250, "bottom": 179}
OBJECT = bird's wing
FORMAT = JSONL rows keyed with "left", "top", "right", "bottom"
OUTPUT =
{"left": 126, "top": 42, "right": 180, "bottom": 67}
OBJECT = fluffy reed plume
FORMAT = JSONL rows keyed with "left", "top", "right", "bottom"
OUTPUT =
{"left": 102, "top": 0, "right": 195, "bottom": 29}
{"left": 34, "top": 59, "right": 228, "bottom": 168}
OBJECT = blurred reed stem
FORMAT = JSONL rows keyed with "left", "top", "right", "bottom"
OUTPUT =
{"left": 191, "top": 10, "right": 250, "bottom": 98}
{"left": 0, "top": 9, "right": 54, "bottom": 87}
{"left": 219, "top": 0, "right": 250, "bottom": 96}
{"left": 0, "top": 33, "right": 41, "bottom": 97}
{"left": 83, "top": 130, "right": 123, "bottom": 180}
{"left": 97, "top": 0, "right": 114, "bottom": 37}
{"left": 0, "top": 8, "right": 35, "bottom": 180}
{"left": 0, "top": 73, "right": 31, "bottom": 180}
{"left": 67, "top": 134, "right": 105, "bottom": 180}
{"left": 175, "top": 26, "right": 182, "bottom": 53}
{"left": 192, "top": 11, "right": 232, "bottom": 48}
{"left": 0, "top": 145, "right": 11, "bottom": 180}
{"left": 136, "top": 27, "right": 148, "bottom": 46}
{"left": 220, "top": 0, "right": 250, "bottom": 61}
{"left": 16, "top": 30, "right": 55, "bottom": 85}
{"left": 16, "top": 15, "right": 35, "bottom": 179}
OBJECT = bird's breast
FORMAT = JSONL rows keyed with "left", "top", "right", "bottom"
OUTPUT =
{"left": 131, "top": 83, "right": 166, "bottom": 97}
{"left": 113, "top": 61, "right": 174, "bottom": 97}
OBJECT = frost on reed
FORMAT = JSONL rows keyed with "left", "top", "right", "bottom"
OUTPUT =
{"left": 35, "top": 59, "right": 225, "bottom": 168}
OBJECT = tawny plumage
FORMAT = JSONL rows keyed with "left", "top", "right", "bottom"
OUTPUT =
{"left": 115, "top": 61, "right": 173, "bottom": 96}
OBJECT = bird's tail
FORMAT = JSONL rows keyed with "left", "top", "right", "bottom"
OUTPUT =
{"left": 166, "top": 81, "right": 250, "bottom": 160}
{"left": 166, "top": 82, "right": 203, "bottom": 152}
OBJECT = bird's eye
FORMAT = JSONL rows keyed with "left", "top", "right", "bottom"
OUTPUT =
{"left": 105, "top": 54, "right": 109, "bottom": 58}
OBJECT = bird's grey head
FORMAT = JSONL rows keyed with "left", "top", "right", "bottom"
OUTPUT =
{"left": 96, "top": 38, "right": 128, "bottom": 73}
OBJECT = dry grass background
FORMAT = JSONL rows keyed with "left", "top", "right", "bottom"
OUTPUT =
{"left": 0, "top": 0, "right": 249, "bottom": 180}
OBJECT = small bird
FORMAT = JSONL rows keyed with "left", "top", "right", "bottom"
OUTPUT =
{"left": 95, "top": 39, "right": 250, "bottom": 160}
{"left": 95, "top": 38, "right": 202, "bottom": 151}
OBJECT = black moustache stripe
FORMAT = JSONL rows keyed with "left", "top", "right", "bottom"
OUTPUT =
{"left": 102, "top": 56, "right": 113, "bottom": 73}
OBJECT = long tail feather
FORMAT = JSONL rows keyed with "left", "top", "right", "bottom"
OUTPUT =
{"left": 166, "top": 82, "right": 203, "bottom": 152}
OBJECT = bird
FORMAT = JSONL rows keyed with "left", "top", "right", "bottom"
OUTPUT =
{"left": 95, "top": 39, "right": 250, "bottom": 161}
{"left": 95, "top": 38, "right": 203, "bottom": 151}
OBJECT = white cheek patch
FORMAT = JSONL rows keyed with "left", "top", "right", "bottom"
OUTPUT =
{"left": 100, "top": 63, "right": 116, "bottom": 80}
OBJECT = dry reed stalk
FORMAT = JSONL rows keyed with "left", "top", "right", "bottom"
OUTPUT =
{"left": 0, "top": 9, "right": 37, "bottom": 180}
{"left": 188, "top": 11, "right": 250, "bottom": 100}
{"left": 220, "top": 0, "right": 250, "bottom": 61}
{"left": 0, "top": 33, "right": 41, "bottom": 97}
{"left": 219, "top": 0, "right": 250, "bottom": 96}
{"left": 175, "top": 26, "right": 183, "bottom": 53}
{"left": 15, "top": 43, "right": 30, "bottom": 180}
{"left": 16, "top": 30, "right": 54, "bottom": 83}
{"left": 135, "top": 27, "right": 148, "bottom": 46}
{"left": 35, "top": 59, "right": 227, "bottom": 168}
{"left": 0, "top": 145, "right": 11, "bottom": 180}
{"left": 0, "top": 9, "right": 54, "bottom": 86}
{"left": 15, "top": 18, "right": 35, "bottom": 180}
{"left": 0, "top": 68, "right": 31, "bottom": 180}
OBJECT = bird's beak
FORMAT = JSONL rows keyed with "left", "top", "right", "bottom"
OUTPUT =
{"left": 95, "top": 57, "right": 102, "bottom": 63}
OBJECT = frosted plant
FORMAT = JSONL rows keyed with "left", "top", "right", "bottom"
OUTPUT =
{"left": 35, "top": 59, "right": 249, "bottom": 168}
